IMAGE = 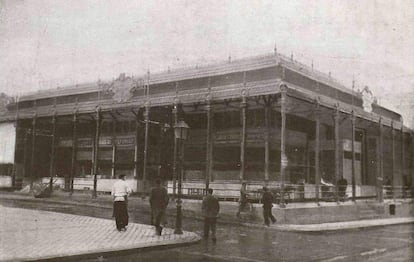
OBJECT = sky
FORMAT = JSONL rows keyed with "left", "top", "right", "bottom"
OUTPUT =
{"left": 0, "top": 0, "right": 413, "bottom": 107}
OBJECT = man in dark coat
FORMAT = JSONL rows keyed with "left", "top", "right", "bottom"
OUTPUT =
{"left": 202, "top": 188, "right": 220, "bottom": 243}
{"left": 149, "top": 179, "right": 169, "bottom": 236}
{"left": 337, "top": 177, "right": 348, "bottom": 201}
{"left": 261, "top": 186, "right": 276, "bottom": 226}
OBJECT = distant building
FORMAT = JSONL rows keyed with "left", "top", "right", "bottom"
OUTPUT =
{"left": 0, "top": 52, "right": 413, "bottom": 201}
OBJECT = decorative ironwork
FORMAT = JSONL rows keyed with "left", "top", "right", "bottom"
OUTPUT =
{"left": 99, "top": 73, "right": 145, "bottom": 103}
{"left": 360, "top": 86, "right": 375, "bottom": 113}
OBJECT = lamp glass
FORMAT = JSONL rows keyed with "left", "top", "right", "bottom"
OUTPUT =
{"left": 174, "top": 120, "right": 189, "bottom": 140}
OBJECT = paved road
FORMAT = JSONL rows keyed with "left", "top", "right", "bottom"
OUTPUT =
{"left": 1, "top": 198, "right": 413, "bottom": 261}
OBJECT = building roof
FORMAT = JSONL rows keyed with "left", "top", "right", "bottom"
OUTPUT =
{"left": 2, "top": 52, "right": 409, "bottom": 132}
{"left": 18, "top": 52, "right": 357, "bottom": 102}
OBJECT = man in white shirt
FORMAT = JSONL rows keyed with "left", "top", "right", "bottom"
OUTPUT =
{"left": 111, "top": 174, "right": 131, "bottom": 231}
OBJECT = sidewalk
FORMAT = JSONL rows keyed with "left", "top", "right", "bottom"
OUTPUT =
{"left": 0, "top": 206, "right": 200, "bottom": 262}
{"left": 268, "top": 217, "right": 414, "bottom": 232}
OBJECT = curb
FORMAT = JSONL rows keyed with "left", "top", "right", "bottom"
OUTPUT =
{"left": 237, "top": 218, "right": 414, "bottom": 232}
{"left": 36, "top": 234, "right": 202, "bottom": 262}
{"left": 272, "top": 218, "right": 414, "bottom": 232}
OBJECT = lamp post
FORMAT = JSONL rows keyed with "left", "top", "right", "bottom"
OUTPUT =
{"left": 159, "top": 123, "right": 170, "bottom": 180}
{"left": 174, "top": 120, "right": 189, "bottom": 234}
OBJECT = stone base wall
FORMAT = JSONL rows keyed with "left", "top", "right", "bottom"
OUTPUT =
{"left": 177, "top": 199, "right": 414, "bottom": 225}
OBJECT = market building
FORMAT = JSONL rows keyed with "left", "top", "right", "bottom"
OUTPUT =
{"left": 0, "top": 52, "right": 413, "bottom": 203}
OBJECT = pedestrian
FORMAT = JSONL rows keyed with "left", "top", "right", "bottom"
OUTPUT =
{"left": 202, "top": 188, "right": 220, "bottom": 243}
{"left": 337, "top": 177, "right": 348, "bottom": 201}
{"left": 149, "top": 178, "right": 169, "bottom": 236}
{"left": 111, "top": 174, "right": 131, "bottom": 232}
{"left": 261, "top": 186, "right": 276, "bottom": 226}
{"left": 236, "top": 182, "right": 248, "bottom": 218}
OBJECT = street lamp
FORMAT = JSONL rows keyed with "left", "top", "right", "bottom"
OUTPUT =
{"left": 174, "top": 120, "right": 189, "bottom": 234}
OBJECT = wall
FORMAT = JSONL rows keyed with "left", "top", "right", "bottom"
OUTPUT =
{"left": 178, "top": 198, "right": 414, "bottom": 225}
{"left": 0, "top": 176, "right": 12, "bottom": 187}
{"left": 71, "top": 178, "right": 138, "bottom": 193}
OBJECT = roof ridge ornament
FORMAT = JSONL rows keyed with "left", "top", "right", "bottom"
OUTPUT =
{"left": 360, "top": 86, "right": 374, "bottom": 113}
{"left": 100, "top": 73, "right": 135, "bottom": 103}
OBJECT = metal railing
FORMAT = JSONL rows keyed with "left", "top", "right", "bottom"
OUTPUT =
{"left": 174, "top": 182, "right": 414, "bottom": 204}
{"left": 383, "top": 185, "right": 413, "bottom": 199}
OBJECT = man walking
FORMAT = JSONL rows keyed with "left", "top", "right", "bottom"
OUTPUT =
{"left": 261, "top": 186, "right": 276, "bottom": 226}
{"left": 202, "top": 188, "right": 220, "bottom": 243}
{"left": 111, "top": 174, "right": 131, "bottom": 231}
{"left": 149, "top": 179, "right": 169, "bottom": 236}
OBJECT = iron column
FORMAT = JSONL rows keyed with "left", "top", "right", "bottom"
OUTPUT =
{"left": 92, "top": 107, "right": 101, "bottom": 198}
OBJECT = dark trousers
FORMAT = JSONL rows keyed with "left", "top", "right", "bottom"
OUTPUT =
{"left": 203, "top": 217, "right": 217, "bottom": 239}
{"left": 263, "top": 206, "right": 276, "bottom": 226}
{"left": 152, "top": 209, "right": 166, "bottom": 235}
{"left": 237, "top": 201, "right": 248, "bottom": 217}
{"left": 113, "top": 201, "right": 128, "bottom": 230}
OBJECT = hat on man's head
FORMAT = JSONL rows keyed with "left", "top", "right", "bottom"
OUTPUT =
{"left": 119, "top": 174, "right": 126, "bottom": 179}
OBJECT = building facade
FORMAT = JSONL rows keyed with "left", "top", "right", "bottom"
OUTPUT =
{"left": 0, "top": 53, "right": 413, "bottom": 202}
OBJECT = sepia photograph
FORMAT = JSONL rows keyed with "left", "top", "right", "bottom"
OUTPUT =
{"left": 0, "top": 1, "right": 413, "bottom": 261}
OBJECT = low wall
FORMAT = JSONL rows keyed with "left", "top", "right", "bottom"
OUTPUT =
{"left": 0, "top": 176, "right": 12, "bottom": 188}
{"left": 276, "top": 201, "right": 414, "bottom": 224}
{"left": 178, "top": 198, "right": 414, "bottom": 225}
{"left": 37, "top": 177, "right": 139, "bottom": 193}
{"left": 71, "top": 178, "right": 138, "bottom": 193}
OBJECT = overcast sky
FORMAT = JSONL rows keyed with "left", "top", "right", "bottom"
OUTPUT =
{"left": 1, "top": 0, "right": 413, "bottom": 104}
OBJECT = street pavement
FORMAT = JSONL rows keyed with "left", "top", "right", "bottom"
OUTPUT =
{"left": 0, "top": 206, "right": 200, "bottom": 262}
